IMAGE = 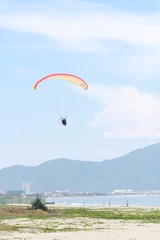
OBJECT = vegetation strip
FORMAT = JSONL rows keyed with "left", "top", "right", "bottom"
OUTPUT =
{"left": 0, "top": 206, "right": 160, "bottom": 222}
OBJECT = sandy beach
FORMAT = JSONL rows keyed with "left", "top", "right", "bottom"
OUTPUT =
{"left": 0, "top": 210, "right": 160, "bottom": 240}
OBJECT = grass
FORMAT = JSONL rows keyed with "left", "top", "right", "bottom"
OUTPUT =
{"left": 0, "top": 206, "right": 49, "bottom": 219}
{"left": 43, "top": 227, "right": 82, "bottom": 233}
{"left": 0, "top": 205, "right": 160, "bottom": 223}
{"left": 47, "top": 207, "right": 160, "bottom": 223}
{"left": 0, "top": 205, "right": 160, "bottom": 235}
{"left": 0, "top": 223, "right": 14, "bottom": 231}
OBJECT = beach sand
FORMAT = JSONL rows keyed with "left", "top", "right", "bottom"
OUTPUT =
{"left": 0, "top": 217, "right": 160, "bottom": 240}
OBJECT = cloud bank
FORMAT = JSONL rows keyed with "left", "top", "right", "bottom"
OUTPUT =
{"left": 1, "top": 0, "right": 160, "bottom": 52}
{"left": 87, "top": 84, "right": 160, "bottom": 139}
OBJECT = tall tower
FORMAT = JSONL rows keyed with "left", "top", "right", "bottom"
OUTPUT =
{"left": 22, "top": 182, "right": 30, "bottom": 194}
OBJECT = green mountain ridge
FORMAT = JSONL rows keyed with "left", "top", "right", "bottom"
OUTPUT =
{"left": 0, "top": 143, "right": 160, "bottom": 192}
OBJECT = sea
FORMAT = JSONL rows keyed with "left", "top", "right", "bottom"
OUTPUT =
{"left": 46, "top": 195, "right": 160, "bottom": 207}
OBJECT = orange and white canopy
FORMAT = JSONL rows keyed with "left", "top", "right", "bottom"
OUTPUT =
{"left": 34, "top": 73, "right": 88, "bottom": 90}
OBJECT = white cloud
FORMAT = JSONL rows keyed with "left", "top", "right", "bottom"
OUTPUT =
{"left": 87, "top": 84, "right": 160, "bottom": 139}
{"left": 1, "top": 1, "right": 160, "bottom": 52}
{"left": 1, "top": 1, "right": 160, "bottom": 80}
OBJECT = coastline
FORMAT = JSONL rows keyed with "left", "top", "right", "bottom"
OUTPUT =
{"left": 46, "top": 194, "right": 160, "bottom": 208}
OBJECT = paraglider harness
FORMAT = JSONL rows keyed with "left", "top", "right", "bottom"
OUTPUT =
{"left": 61, "top": 116, "right": 67, "bottom": 126}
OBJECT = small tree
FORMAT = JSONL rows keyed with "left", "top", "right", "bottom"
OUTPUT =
{"left": 31, "top": 197, "right": 47, "bottom": 211}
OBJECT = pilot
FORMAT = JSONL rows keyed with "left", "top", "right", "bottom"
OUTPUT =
{"left": 61, "top": 117, "right": 67, "bottom": 126}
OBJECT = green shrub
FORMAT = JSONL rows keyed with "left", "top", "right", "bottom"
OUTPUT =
{"left": 31, "top": 197, "right": 47, "bottom": 211}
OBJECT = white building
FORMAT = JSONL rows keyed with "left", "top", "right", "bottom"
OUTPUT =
{"left": 112, "top": 189, "right": 134, "bottom": 195}
{"left": 22, "top": 182, "right": 30, "bottom": 194}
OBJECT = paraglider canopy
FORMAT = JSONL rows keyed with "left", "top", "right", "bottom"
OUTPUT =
{"left": 34, "top": 73, "right": 88, "bottom": 90}
{"left": 34, "top": 73, "right": 88, "bottom": 127}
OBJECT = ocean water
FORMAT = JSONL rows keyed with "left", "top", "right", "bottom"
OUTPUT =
{"left": 46, "top": 195, "right": 160, "bottom": 207}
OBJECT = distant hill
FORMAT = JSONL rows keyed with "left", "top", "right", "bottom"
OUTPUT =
{"left": 0, "top": 142, "right": 160, "bottom": 192}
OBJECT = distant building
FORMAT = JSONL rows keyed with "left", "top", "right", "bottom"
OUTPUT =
{"left": 112, "top": 189, "right": 135, "bottom": 195}
{"left": 0, "top": 189, "right": 4, "bottom": 194}
{"left": 22, "top": 182, "right": 30, "bottom": 194}
{"left": 56, "top": 189, "right": 69, "bottom": 194}
{"left": 6, "top": 190, "right": 24, "bottom": 196}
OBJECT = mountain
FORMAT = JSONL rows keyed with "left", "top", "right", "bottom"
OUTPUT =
{"left": 0, "top": 142, "right": 160, "bottom": 192}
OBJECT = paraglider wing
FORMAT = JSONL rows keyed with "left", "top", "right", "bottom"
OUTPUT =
{"left": 34, "top": 73, "right": 88, "bottom": 90}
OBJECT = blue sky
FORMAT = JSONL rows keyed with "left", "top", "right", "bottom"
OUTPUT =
{"left": 1, "top": 0, "right": 160, "bottom": 168}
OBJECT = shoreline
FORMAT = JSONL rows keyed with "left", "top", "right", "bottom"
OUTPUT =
{"left": 5, "top": 203, "right": 160, "bottom": 210}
